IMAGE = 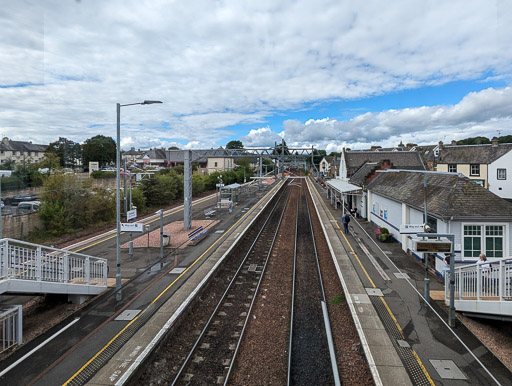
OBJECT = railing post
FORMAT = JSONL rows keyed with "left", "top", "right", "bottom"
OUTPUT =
{"left": 104, "top": 261, "right": 108, "bottom": 286}
{"left": 499, "top": 259, "right": 504, "bottom": 301}
{"left": 458, "top": 269, "right": 463, "bottom": 299}
{"left": 0, "top": 239, "right": 7, "bottom": 278}
{"left": 16, "top": 305, "right": 22, "bottom": 345}
{"left": 85, "top": 257, "right": 90, "bottom": 284}
{"left": 476, "top": 265, "right": 481, "bottom": 300}
{"left": 64, "top": 252, "right": 69, "bottom": 283}
{"left": 36, "top": 246, "right": 42, "bottom": 281}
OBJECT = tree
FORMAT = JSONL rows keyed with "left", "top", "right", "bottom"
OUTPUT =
{"left": 498, "top": 135, "right": 512, "bottom": 144}
{"left": 46, "top": 137, "right": 82, "bottom": 167}
{"left": 82, "top": 135, "right": 116, "bottom": 168}
{"left": 0, "top": 158, "right": 16, "bottom": 170}
{"left": 38, "top": 152, "right": 61, "bottom": 173}
{"left": 456, "top": 136, "right": 490, "bottom": 145}
{"left": 168, "top": 146, "right": 180, "bottom": 150}
{"left": 226, "top": 140, "right": 244, "bottom": 149}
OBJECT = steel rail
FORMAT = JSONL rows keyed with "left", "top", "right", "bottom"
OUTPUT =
{"left": 287, "top": 178, "right": 300, "bottom": 385}
{"left": 223, "top": 185, "right": 292, "bottom": 385}
{"left": 171, "top": 181, "right": 291, "bottom": 385}
{"left": 304, "top": 179, "right": 341, "bottom": 385}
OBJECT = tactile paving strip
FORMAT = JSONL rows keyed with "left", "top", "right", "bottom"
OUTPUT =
{"left": 370, "top": 296, "right": 434, "bottom": 386}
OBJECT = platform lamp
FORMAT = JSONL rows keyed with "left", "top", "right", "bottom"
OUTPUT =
{"left": 116, "top": 100, "right": 162, "bottom": 301}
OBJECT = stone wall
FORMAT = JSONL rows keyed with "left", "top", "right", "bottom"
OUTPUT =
{"left": 1, "top": 212, "right": 42, "bottom": 239}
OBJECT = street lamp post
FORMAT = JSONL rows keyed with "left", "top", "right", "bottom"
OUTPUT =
{"left": 116, "top": 100, "right": 162, "bottom": 301}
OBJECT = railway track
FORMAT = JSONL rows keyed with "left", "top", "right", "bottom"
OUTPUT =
{"left": 136, "top": 177, "right": 372, "bottom": 385}
{"left": 288, "top": 179, "right": 339, "bottom": 385}
{"left": 170, "top": 183, "right": 291, "bottom": 384}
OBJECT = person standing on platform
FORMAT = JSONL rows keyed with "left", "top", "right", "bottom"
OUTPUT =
{"left": 341, "top": 212, "right": 350, "bottom": 235}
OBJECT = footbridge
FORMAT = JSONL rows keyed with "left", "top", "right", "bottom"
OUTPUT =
{"left": 446, "top": 257, "right": 512, "bottom": 319}
{"left": 0, "top": 238, "right": 108, "bottom": 298}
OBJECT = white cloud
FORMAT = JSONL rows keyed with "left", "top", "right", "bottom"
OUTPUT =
{"left": 0, "top": 0, "right": 511, "bottom": 150}
{"left": 241, "top": 126, "right": 283, "bottom": 147}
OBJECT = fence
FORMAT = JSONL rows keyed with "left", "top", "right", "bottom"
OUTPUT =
{"left": 0, "top": 305, "right": 22, "bottom": 353}
{"left": 0, "top": 239, "right": 108, "bottom": 288}
{"left": 446, "top": 257, "right": 512, "bottom": 301}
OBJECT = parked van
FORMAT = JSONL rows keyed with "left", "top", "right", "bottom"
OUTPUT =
{"left": 17, "top": 201, "right": 41, "bottom": 213}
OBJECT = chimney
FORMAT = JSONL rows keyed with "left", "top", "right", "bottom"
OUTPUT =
{"left": 370, "top": 145, "right": 381, "bottom": 151}
{"left": 405, "top": 143, "right": 417, "bottom": 150}
{"left": 438, "top": 141, "right": 443, "bottom": 150}
{"left": 492, "top": 137, "right": 499, "bottom": 147}
{"left": 451, "top": 140, "right": 457, "bottom": 146}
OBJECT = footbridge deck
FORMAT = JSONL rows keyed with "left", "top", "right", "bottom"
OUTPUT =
{"left": 0, "top": 238, "right": 107, "bottom": 296}
{"left": 446, "top": 256, "right": 512, "bottom": 318}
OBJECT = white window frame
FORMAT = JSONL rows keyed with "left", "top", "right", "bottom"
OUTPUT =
{"left": 461, "top": 222, "right": 508, "bottom": 260}
{"left": 470, "top": 164, "right": 480, "bottom": 176}
{"left": 497, "top": 168, "right": 506, "bottom": 180}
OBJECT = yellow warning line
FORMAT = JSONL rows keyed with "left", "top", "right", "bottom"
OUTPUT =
{"left": 309, "top": 178, "right": 434, "bottom": 386}
{"left": 64, "top": 184, "right": 280, "bottom": 385}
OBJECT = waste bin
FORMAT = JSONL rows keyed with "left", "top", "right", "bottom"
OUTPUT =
{"left": 163, "top": 233, "right": 170, "bottom": 247}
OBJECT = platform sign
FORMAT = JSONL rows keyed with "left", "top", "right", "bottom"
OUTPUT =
{"left": 121, "top": 222, "right": 143, "bottom": 232}
{"left": 414, "top": 240, "right": 452, "bottom": 253}
{"left": 399, "top": 224, "right": 425, "bottom": 234}
{"left": 127, "top": 209, "right": 137, "bottom": 221}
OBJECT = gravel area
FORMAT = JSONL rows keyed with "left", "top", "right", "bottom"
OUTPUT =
{"left": 458, "top": 315, "right": 512, "bottom": 371}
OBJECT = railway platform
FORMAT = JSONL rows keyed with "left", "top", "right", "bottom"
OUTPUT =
{"left": 309, "top": 177, "right": 511, "bottom": 385}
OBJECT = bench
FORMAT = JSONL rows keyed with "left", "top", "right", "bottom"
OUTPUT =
{"left": 204, "top": 208, "right": 216, "bottom": 218}
{"left": 188, "top": 226, "right": 208, "bottom": 245}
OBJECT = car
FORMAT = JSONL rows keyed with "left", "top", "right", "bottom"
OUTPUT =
{"left": 6, "top": 194, "right": 40, "bottom": 206}
{"left": 17, "top": 201, "right": 41, "bottom": 213}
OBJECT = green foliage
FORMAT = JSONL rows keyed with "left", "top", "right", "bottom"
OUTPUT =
{"left": 1, "top": 163, "right": 43, "bottom": 191}
{"left": 498, "top": 135, "right": 512, "bottom": 144}
{"left": 380, "top": 227, "right": 389, "bottom": 234}
{"left": 46, "top": 137, "right": 82, "bottom": 167}
{"left": 330, "top": 294, "right": 346, "bottom": 304}
{"left": 0, "top": 158, "right": 16, "bottom": 170}
{"left": 39, "top": 174, "right": 115, "bottom": 236}
{"left": 456, "top": 136, "right": 490, "bottom": 145}
{"left": 130, "top": 187, "right": 147, "bottom": 212}
{"left": 140, "top": 172, "right": 181, "bottom": 207}
{"left": 204, "top": 171, "right": 221, "bottom": 190}
{"left": 192, "top": 174, "right": 205, "bottom": 195}
{"left": 226, "top": 140, "right": 244, "bottom": 149}
{"left": 82, "top": 135, "right": 116, "bottom": 168}
{"left": 91, "top": 171, "right": 116, "bottom": 179}
{"left": 37, "top": 152, "right": 61, "bottom": 172}
{"left": 311, "top": 149, "right": 327, "bottom": 165}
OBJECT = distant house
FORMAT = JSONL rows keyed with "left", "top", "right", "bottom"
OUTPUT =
{"left": 366, "top": 170, "right": 512, "bottom": 276}
{"left": 166, "top": 149, "right": 249, "bottom": 174}
{"left": 437, "top": 139, "right": 512, "bottom": 200}
{"left": 122, "top": 147, "right": 144, "bottom": 164}
{"left": 0, "top": 137, "right": 47, "bottom": 165}
{"left": 319, "top": 156, "right": 340, "bottom": 177}
{"left": 410, "top": 144, "right": 439, "bottom": 171}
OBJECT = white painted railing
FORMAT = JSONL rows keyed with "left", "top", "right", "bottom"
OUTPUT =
{"left": 446, "top": 257, "right": 512, "bottom": 302}
{"left": 0, "top": 238, "right": 107, "bottom": 289}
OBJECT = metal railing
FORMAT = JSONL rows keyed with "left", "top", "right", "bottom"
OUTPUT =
{"left": 0, "top": 305, "right": 22, "bottom": 353}
{"left": 446, "top": 257, "right": 512, "bottom": 301}
{"left": 0, "top": 238, "right": 108, "bottom": 288}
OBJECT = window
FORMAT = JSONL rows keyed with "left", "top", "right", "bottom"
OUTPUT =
{"left": 497, "top": 168, "right": 506, "bottom": 180}
{"left": 214, "top": 162, "right": 218, "bottom": 167}
{"left": 470, "top": 164, "right": 480, "bottom": 176}
{"left": 463, "top": 224, "right": 505, "bottom": 259}
{"left": 448, "top": 164, "right": 457, "bottom": 173}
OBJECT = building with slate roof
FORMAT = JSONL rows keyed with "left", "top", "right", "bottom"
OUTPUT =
{"left": 366, "top": 169, "right": 512, "bottom": 275}
{"left": 340, "top": 149, "right": 425, "bottom": 179}
{"left": 166, "top": 149, "right": 259, "bottom": 174}
{"left": 0, "top": 137, "right": 47, "bottom": 165}
{"left": 319, "top": 156, "right": 340, "bottom": 177}
{"left": 437, "top": 139, "right": 512, "bottom": 200}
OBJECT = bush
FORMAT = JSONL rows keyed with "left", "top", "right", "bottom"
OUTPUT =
{"left": 91, "top": 171, "right": 116, "bottom": 179}
{"left": 380, "top": 227, "right": 389, "bottom": 234}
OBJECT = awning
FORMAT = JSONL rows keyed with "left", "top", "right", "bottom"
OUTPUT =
{"left": 326, "top": 179, "right": 361, "bottom": 194}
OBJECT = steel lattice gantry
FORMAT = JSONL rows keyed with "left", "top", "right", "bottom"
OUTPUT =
{"left": 180, "top": 144, "right": 315, "bottom": 229}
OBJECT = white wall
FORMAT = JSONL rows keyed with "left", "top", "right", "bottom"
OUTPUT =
{"left": 369, "top": 193, "right": 402, "bottom": 234}
{"left": 488, "top": 150, "right": 512, "bottom": 200}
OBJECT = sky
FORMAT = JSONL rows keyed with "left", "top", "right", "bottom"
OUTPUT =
{"left": 1, "top": 0, "right": 512, "bottom": 153}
